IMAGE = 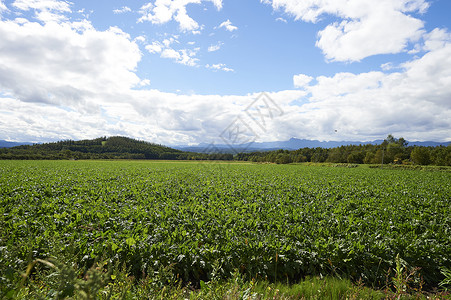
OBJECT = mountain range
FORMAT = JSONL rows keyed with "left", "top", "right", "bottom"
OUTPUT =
{"left": 173, "top": 138, "right": 451, "bottom": 153}
{"left": 0, "top": 140, "right": 32, "bottom": 148}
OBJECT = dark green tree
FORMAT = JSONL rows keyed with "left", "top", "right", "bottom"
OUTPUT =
{"left": 411, "top": 147, "right": 431, "bottom": 165}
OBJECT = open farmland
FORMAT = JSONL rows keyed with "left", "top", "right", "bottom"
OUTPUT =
{"left": 1, "top": 160, "right": 450, "bottom": 296}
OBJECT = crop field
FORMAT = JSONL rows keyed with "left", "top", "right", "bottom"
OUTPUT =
{"left": 1, "top": 160, "right": 450, "bottom": 296}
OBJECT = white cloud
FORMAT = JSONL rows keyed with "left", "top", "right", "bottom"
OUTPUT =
{"left": 134, "top": 35, "right": 146, "bottom": 43}
{"left": 210, "top": 0, "right": 223, "bottom": 10}
{"left": 12, "top": 0, "right": 72, "bottom": 23}
{"left": 12, "top": 0, "right": 71, "bottom": 12}
{"left": 138, "top": 79, "right": 151, "bottom": 87}
{"left": 380, "top": 62, "right": 394, "bottom": 71}
{"left": 263, "top": 0, "right": 429, "bottom": 62}
{"left": 294, "top": 37, "right": 451, "bottom": 141}
{"left": 161, "top": 48, "right": 180, "bottom": 59}
{"left": 208, "top": 42, "right": 223, "bottom": 52}
{"left": 113, "top": 6, "right": 131, "bottom": 14}
{"left": 0, "top": 0, "right": 9, "bottom": 13}
{"left": 218, "top": 19, "right": 237, "bottom": 32}
{"left": 0, "top": 97, "right": 112, "bottom": 142}
{"left": 0, "top": 18, "right": 142, "bottom": 107}
{"left": 173, "top": 5, "right": 199, "bottom": 32}
{"left": 162, "top": 36, "right": 178, "bottom": 47}
{"left": 293, "top": 74, "right": 313, "bottom": 88}
{"left": 139, "top": 0, "right": 223, "bottom": 33}
{"left": 2, "top": 34, "right": 451, "bottom": 144}
{"left": 206, "top": 63, "right": 234, "bottom": 72}
{"left": 161, "top": 48, "right": 199, "bottom": 66}
{"left": 276, "top": 17, "right": 287, "bottom": 23}
{"left": 146, "top": 36, "right": 199, "bottom": 66}
{"left": 208, "top": 45, "right": 219, "bottom": 52}
{"left": 422, "top": 28, "right": 451, "bottom": 51}
{"left": 145, "top": 41, "right": 163, "bottom": 53}
{"left": 1, "top": 1, "right": 450, "bottom": 145}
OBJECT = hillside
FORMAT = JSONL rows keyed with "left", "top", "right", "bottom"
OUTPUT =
{"left": 0, "top": 136, "right": 188, "bottom": 160}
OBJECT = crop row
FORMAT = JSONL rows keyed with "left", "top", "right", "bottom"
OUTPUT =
{"left": 1, "top": 160, "right": 450, "bottom": 290}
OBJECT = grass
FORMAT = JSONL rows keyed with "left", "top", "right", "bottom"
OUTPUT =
{"left": 8, "top": 259, "right": 384, "bottom": 299}
{"left": 12, "top": 259, "right": 451, "bottom": 299}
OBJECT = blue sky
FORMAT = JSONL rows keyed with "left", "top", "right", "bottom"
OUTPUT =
{"left": 0, "top": 0, "right": 450, "bottom": 145}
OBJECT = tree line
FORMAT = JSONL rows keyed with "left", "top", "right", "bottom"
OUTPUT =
{"left": 0, "top": 136, "right": 232, "bottom": 161}
{"left": 1, "top": 135, "right": 449, "bottom": 166}
{"left": 235, "top": 135, "right": 451, "bottom": 166}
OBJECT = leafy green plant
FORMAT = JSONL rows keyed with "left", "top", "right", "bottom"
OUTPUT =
{"left": 386, "top": 254, "right": 424, "bottom": 299}
{"left": 18, "top": 258, "right": 112, "bottom": 299}
{"left": 1, "top": 160, "right": 450, "bottom": 297}
{"left": 439, "top": 267, "right": 451, "bottom": 291}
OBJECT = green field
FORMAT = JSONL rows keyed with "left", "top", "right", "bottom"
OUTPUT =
{"left": 1, "top": 160, "right": 450, "bottom": 298}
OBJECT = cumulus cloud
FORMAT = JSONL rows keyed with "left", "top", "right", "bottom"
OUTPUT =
{"left": 0, "top": 18, "right": 142, "bottom": 107}
{"left": 296, "top": 37, "right": 451, "bottom": 141}
{"left": 12, "top": 0, "right": 72, "bottom": 23}
{"left": 0, "top": 0, "right": 8, "bottom": 13}
{"left": 138, "top": 0, "right": 223, "bottom": 33}
{"left": 263, "top": 0, "right": 429, "bottom": 62}
{"left": 145, "top": 41, "right": 164, "bottom": 53}
{"left": 0, "top": 97, "right": 112, "bottom": 142}
{"left": 161, "top": 48, "right": 199, "bottom": 66}
{"left": 1, "top": 0, "right": 450, "bottom": 145}
{"left": 1, "top": 14, "right": 450, "bottom": 144}
{"left": 113, "top": 6, "right": 131, "bottom": 14}
{"left": 422, "top": 28, "right": 451, "bottom": 51}
{"left": 380, "top": 62, "right": 395, "bottom": 71}
{"left": 162, "top": 36, "right": 178, "bottom": 47}
{"left": 293, "top": 74, "right": 313, "bottom": 88}
{"left": 12, "top": 0, "right": 71, "bottom": 12}
{"left": 2, "top": 33, "right": 451, "bottom": 144}
{"left": 218, "top": 19, "right": 237, "bottom": 32}
{"left": 145, "top": 37, "right": 199, "bottom": 66}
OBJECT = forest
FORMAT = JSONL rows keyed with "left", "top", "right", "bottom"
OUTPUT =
{"left": 1, "top": 135, "right": 450, "bottom": 166}
{"left": 0, "top": 136, "right": 233, "bottom": 161}
{"left": 235, "top": 135, "right": 451, "bottom": 166}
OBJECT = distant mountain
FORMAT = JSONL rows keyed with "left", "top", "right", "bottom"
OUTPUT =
{"left": 0, "top": 140, "right": 32, "bottom": 148}
{"left": 174, "top": 138, "right": 450, "bottom": 154}
{"left": 174, "top": 138, "right": 382, "bottom": 153}
{"left": 407, "top": 141, "right": 451, "bottom": 147}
